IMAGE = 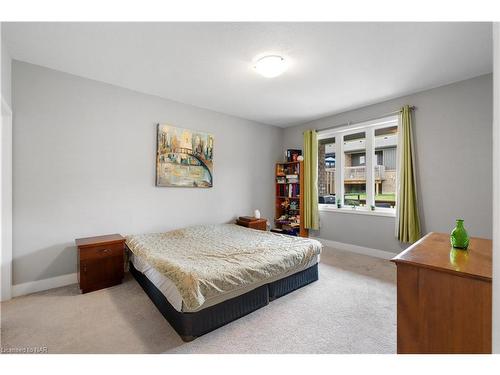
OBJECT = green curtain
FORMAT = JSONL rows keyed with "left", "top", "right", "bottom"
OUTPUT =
{"left": 303, "top": 130, "right": 319, "bottom": 230}
{"left": 397, "top": 105, "right": 421, "bottom": 243}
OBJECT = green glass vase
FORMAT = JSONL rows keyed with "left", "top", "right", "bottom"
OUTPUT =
{"left": 450, "top": 219, "right": 469, "bottom": 250}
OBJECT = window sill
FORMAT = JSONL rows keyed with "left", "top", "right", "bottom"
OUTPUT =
{"left": 318, "top": 205, "right": 396, "bottom": 217}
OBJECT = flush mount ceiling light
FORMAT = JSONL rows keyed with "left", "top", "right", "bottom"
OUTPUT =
{"left": 253, "top": 55, "right": 287, "bottom": 78}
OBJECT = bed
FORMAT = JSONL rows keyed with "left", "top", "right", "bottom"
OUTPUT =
{"left": 126, "top": 223, "right": 321, "bottom": 341}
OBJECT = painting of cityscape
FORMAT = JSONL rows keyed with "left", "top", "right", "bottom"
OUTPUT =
{"left": 156, "top": 124, "right": 214, "bottom": 187}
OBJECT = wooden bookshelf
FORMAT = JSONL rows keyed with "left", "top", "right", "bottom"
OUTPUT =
{"left": 274, "top": 161, "right": 308, "bottom": 237}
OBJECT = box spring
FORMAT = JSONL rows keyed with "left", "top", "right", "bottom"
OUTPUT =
{"left": 129, "top": 261, "right": 318, "bottom": 341}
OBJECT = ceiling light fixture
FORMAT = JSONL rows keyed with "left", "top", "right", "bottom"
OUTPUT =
{"left": 254, "top": 55, "right": 287, "bottom": 78}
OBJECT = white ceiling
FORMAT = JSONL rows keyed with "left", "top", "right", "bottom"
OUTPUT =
{"left": 3, "top": 22, "right": 492, "bottom": 127}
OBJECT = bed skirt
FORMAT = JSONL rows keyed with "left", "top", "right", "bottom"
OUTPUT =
{"left": 129, "top": 261, "right": 319, "bottom": 341}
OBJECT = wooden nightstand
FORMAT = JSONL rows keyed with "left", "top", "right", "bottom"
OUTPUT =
{"left": 236, "top": 216, "right": 268, "bottom": 231}
{"left": 75, "top": 234, "right": 125, "bottom": 294}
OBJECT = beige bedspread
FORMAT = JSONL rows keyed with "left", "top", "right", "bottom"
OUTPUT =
{"left": 126, "top": 224, "right": 322, "bottom": 311}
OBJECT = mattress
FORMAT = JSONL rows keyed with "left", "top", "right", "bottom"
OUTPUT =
{"left": 127, "top": 224, "right": 322, "bottom": 312}
{"left": 130, "top": 251, "right": 319, "bottom": 312}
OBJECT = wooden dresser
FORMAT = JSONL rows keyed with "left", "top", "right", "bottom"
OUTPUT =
{"left": 391, "top": 232, "right": 492, "bottom": 353}
{"left": 75, "top": 234, "right": 125, "bottom": 294}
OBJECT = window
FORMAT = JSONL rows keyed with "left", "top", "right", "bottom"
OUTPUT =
{"left": 317, "top": 115, "right": 399, "bottom": 215}
{"left": 318, "top": 137, "right": 336, "bottom": 205}
{"left": 374, "top": 126, "right": 398, "bottom": 209}
{"left": 343, "top": 131, "right": 366, "bottom": 208}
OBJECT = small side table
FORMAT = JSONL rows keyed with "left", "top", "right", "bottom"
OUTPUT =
{"left": 235, "top": 216, "right": 268, "bottom": 231}
{"left": 75, "top": 234, "right": 125, "bottom": 294}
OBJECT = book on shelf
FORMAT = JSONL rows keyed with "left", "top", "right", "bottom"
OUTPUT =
{"left": 278, "top": 183, "right": 300, "bottom": 198}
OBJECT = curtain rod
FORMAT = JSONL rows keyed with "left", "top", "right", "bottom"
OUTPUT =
{"left": 305, "top": 106, "right": 416, "bottom": 134}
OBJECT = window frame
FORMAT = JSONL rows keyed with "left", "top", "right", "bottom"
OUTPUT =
{"left": 317, "top": 115, "right": 400, "bottom": 217}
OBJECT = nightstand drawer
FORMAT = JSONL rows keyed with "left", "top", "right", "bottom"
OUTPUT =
{"left": 79, "top": 243, "right": 124, "bottom": 261}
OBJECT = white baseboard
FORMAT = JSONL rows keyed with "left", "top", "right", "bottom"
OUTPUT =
{"left": 12, "top": 273, "right": 77, "bottom": 297}
{"left": 312, "top": 237, "right": 396, "bottom": 260}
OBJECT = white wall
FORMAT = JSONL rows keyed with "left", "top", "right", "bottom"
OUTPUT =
{"left": 492, "top": 22, "right": 500, "bottom": 354}
{"left": 1, "top": 23, "right": 13, "bottom": 301}
{"left": 12, "top": 61, "right": 283, "bottom": 285}
{"left": 1, "top": 24, "right": 12, "bottom": 108}
{"left": 282, "top": 74, "right": 493, "bottom": 253}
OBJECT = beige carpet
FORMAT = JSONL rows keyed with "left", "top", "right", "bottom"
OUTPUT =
{"left": 0, "top": 247, "right": 396, "bottom": 354}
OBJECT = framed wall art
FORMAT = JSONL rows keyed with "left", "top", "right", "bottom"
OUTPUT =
{"left": 156, "top": 124, "right": 214, "bottom": 187}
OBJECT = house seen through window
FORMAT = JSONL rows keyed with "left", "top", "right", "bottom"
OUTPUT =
{"left": 318, "top": 116, "right": 399, "bottom": 212}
